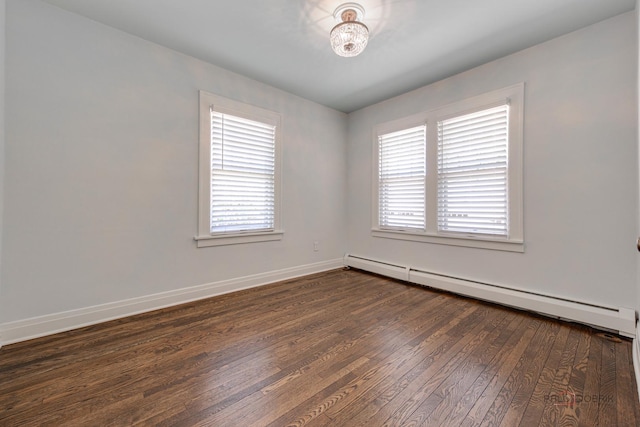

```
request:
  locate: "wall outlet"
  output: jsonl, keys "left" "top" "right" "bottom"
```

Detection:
{"left": 313, "top": 241, "right": 319, "bottom": 252}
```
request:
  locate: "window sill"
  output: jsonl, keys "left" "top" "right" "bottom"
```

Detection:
{"left": 195, "top": 230, "right": 284, "bottom": 248}
{"left": 371, "top": 229, "right": 524, "bottom": 253}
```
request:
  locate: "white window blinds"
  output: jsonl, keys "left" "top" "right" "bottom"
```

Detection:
{"left": 210, "top": 110, "right": 276, "bottom": 233}
{"left": 378, "top": 125, "right": 426, "bottom": 230}
{"left": 437, "top": 104, "right": 509, "bottom": 236}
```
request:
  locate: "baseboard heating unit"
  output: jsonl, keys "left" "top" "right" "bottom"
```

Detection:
{"left": 344, "top": 254, "right": 636, "bottom": 338}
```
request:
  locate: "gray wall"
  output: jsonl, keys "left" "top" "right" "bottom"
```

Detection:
{"left": 347, "top": 12, "right": 638, "bottom": 310}
{"left": 1, "top": 0, "right": 348, "bottom": 322}
{"left": 637, "top": 3, "right": 640, "bottom": 317}
{"left": 0, "top": 0, "right": 5, "bottom": 323}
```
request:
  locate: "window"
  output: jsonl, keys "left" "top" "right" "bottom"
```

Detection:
{"left": 437, "top": 105, "right": 509, "bottom": 236}
{"left": 373, "top": 84, "right": 524, "bottom": 252}
{"left": 378, "top": 125, "right": 426, "bottom": 230}
{"left": 196, "top": 91, "right": 282, "bottom": 247}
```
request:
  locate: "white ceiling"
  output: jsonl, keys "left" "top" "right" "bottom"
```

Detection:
{"left": 41, "top": 0, "right": 636, "bottom": 113}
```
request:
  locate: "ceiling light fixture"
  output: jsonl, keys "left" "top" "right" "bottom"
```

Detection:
{"left": 330, "top": 3, "right": 369, "bottom": 58}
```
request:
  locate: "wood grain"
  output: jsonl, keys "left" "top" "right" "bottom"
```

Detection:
{"left": 0, "top": 268, "right": 638, "bottom": 426}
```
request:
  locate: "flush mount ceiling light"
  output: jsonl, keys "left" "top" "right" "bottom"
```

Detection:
{"left": 330, "top": 2, "right": 369, "bottom": 58}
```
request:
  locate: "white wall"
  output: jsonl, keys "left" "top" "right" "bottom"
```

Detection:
{"left": 1, "top": 0, "right": 347, "bottom": 323}
{"left": 0, "top": 0, "right": 5, "bottom": 330}
{"left": 637, "top": 3, "right": 640, "bottom": 316}
{"left": 347, "top": 12, "right": 638, "bottom": 310}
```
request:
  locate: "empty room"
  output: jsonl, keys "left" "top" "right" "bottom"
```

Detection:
{"left": 1, "top": 0, "right": 640, "bottom": 425}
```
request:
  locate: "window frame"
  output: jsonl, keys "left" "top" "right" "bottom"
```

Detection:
{"left": 372, "top": 83, "right": 524, "bottom": 252}
{"left": 195, "top": 91, "right": 283, "bottom": 248}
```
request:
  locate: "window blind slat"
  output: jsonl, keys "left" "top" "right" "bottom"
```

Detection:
{"left": 438, "top": 105, "right": 509, "bottom": 236}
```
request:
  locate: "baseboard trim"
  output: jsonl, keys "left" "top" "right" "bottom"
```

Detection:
{"left": 0, "top": 258, "right": 343, "bottom": 346}
{"left": 344, "top": 254, "right": 636, "bottom": 338}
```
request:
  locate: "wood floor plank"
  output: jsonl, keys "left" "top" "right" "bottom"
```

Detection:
{"left": 597, "top": 337, "right": 618, "bottom": 426}
{"left": 325, "top": 303, "right": 488, "bottom": 426}
{"left": 459, "top": 316, "right": 543, "bottom": 427}
{"left": 418, "top": 310, "right": 518, "bottom": 426}
{"left": 171, "top": 286, "right": 441, "bottom": 426}
{"left": 557, "top": 326, "right": 591, "bottom": 427}
{"left": 577, "top": 332, "right": 603, "bottom": 427}
{"left": 276, "top": 297, "right": 478, "bottom": 426}
{"left": 517, "top": 323, "right": 572, "bottom": 427}
{"left": 429, "top": 313, "right": 525, "bottom": 427}
{"left": 0, "top": 268, "right": 638, "bottom": 426}
{"left": 377, "top": 306, "right": 505, "bottom": 426}
{"left": 497, "top": 320, "right": 562, "bottom": 426}
{"left": 477, "top": 320, "right": 554, "bottom": 426}
{"left": 616, "top": 335, "right": 639, "bottom": 427}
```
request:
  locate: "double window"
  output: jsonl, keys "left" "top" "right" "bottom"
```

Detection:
{"left": 373, "top": 84, "right": 524, "bottom": 252}
{"left": 196, "top": 91, "right": 282, "bottom": 247}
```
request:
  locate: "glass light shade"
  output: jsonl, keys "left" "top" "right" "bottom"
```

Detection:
{"left": 330, "top": 21, "right": 369, "bottom": 57}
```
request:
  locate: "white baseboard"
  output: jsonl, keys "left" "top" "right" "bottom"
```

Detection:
{"left": 344, "top": 254, "right": 636, "bottom": 338}
{"left": 0, "top": 258, "right": 344, "bottom": 346}
{"left": 343, "top": 254, "right": 410, "bottom": 281}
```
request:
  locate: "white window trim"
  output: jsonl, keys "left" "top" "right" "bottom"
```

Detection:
{"left": 195, "top": 91, "right": 283, "bottom": 248}
{"left": 372, "top": 83, "right": 525, "bottom": 252}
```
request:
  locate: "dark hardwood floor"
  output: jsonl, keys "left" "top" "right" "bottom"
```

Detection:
{"left": 1, "top": 268, "right": 638, "bottom": 426}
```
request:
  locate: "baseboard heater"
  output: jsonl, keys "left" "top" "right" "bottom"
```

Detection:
{"left": 344, "top": 254, "right": 636, "bottom": 338}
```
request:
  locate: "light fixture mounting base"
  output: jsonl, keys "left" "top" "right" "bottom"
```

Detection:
{"left": 333, "top": 2, "right": 366, "bottom": 22}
